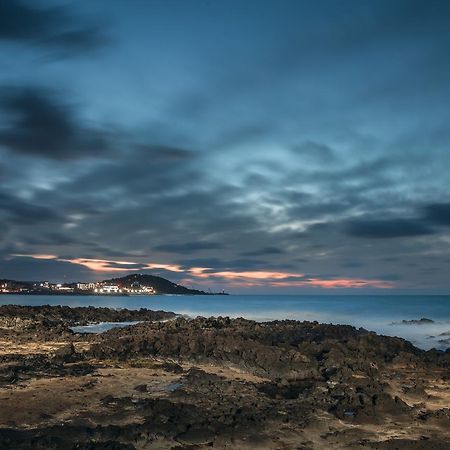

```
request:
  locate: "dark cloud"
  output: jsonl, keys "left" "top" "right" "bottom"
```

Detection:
{"left": 101, "top": 262, "right": 149, "bottom": 270}
{"left": 223, "top": 259, "right": 268, "bottom": 269}
{"left": 341, "top": 260, "right": 365, "bottom": 268}
{"left": 45, "top": 232, "right": 79, "bottom": 245}
{"left": 346, "top": 218, "right": 434, "bottom": 239}
{"left": 20, "top": 232, "right": 79, "bottom": 246}
{"left": 176, "top": 258, "right": 224, "bottom": 268}
{"left": 0, "top": 0, "right": 106, "bottom": 54}
{"left": 177, "top": 258, "right": 267, "bottom": 270}
{"left": 240, "top": 247, "right": 285, "bottom": 257}
{"left": 0, "top": 86, "right": 110, "bottom": 159}
{"left": 0, "top": 191, "right": 60, "bottom": 225}
{"left": 135, "top": 145, "right": 194, "bottom": 162}
{"left": 154, "top": 242, "right": 223, "bottom": 254}
{"left": 81, "top": 245, "right": 142, "bottom": 259}
{"left": 0, "top": 256, "right": 91, "bottom": 282}
{"left": 424, "top": 203, "right": 450, "bottom": 226}
{"left": 381, "top": 257, "right": 399, "bottom": 262}
{"left": 56, "top": 145, "right": 201, "bottom": 199}
{"left": 373, "top": 273, "right": 403, "bottom": 281}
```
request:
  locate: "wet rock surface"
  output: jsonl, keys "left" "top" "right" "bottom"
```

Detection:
{"left": 0, "top": 306, "right": 449, "bottom": 449}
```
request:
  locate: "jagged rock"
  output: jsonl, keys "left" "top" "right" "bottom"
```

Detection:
{"left": 134, "top": 384, "right": 147, "bottom": 392}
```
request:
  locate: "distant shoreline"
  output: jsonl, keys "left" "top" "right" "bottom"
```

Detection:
{"left": 1, "top": 273, "right": 229, "bottom": 296}
{"left": 0, "top": 291, "right": 228, "bottom": 296}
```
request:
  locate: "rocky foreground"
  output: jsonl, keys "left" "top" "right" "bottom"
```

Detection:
{"left": 0, "top": 305, "right": 449, "bottom": 449}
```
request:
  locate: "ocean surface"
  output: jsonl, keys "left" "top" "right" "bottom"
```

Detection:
{"left": 1, "top": 294, "right": 450, "bottom": 351}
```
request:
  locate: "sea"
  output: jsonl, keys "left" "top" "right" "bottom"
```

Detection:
{"left": 1, "top": 294, "right": 450, "bottom": 351}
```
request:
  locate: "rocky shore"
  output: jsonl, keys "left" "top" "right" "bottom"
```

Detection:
{"left": 0, "top": 305, "right": 449, "bottom": 449}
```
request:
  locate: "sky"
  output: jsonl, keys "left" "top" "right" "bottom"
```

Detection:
{"left": 1, "top": 0, "right": 450, "bottom": 293}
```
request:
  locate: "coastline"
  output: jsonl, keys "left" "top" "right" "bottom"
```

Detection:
{"left": 0, "top": 291, "right": 228, "bottom": 296}
{"left": 0, "top": 304, "right": 449, "bottom": 449}
{"left": 1, "top": 293, "right": 449, "bottom": 352}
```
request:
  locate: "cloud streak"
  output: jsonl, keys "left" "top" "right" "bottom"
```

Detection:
{"left": 8, "top": 255, "right": 394, "bottom": 290}
{"left": 346, "top": 218, "right": 435, "bottom": 239}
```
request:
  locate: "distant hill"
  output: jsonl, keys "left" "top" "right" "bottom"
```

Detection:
{"left": 104, "top": 273, "right": 225, "bottom": 295}
{"left": 1, "top": 274, "right": 227, "bottom": 295}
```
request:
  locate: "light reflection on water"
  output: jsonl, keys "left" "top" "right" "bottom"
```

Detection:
{"left": 2, "top": 294, "right": 450, "bottom": 350}
{"left": 71, "top": 321, "right": 141, "bottom": 333}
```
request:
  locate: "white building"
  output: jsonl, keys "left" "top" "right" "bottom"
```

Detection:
{"left": 77, "top": 282, "right": 96, "bottom": 290}
{"left": 55, "top": 284, "right": 74, "bottom": 292}
{"left": 95, "top": 285, "right": 121, "bottom": 294}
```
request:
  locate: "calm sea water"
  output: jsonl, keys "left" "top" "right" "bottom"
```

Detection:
{"left": 1, "top": 294, "right": 450, "bottom": 351}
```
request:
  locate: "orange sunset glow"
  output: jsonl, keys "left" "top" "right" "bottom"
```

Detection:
{"left": 15, "top": 255, "right": 394, "bottom": 290}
